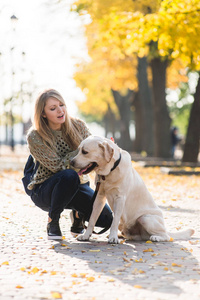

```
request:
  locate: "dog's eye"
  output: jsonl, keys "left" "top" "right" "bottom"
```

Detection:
{"left": 82, "top": 149, "right": 88, "bottom": 155}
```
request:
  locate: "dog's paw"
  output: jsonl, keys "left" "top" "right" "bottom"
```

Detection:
{"left": 150, "top": 235, "right": 167, "bottom": 242}
{"left": 77, "top": 233, "right": 90, "bottom": 241}
{"left": 108, "top": 235, "right": 119, "bottom": 244}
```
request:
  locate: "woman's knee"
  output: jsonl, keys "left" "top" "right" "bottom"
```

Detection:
{"left": 58, "top": 169, "right": 80, "bottom": 187}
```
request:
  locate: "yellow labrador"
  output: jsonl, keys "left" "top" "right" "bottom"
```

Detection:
{"left": 71, "top": 136, "right": 194, "bottom": 244}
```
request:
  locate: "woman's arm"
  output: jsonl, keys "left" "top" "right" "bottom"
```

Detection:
{"left": 27, "top": 130, "right": 77, "bottom": 173}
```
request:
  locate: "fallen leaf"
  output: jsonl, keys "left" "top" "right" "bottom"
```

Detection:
{"left": 31, "top": 267, "right": 39, "bottom": 274}
{"left": 51, "top": 271, "right": 57, "bottom": 275}
{"left": 143, "top": 248, "right": 154, "bottom": 252}
{"left": 123, "top": 257, "right": 129, "bottom": 262}
{"left": 86, "top": 276, "right": 95, "bottom": 282}
{"left": 171, "top": 263, "right": 182, "bottom": 267}
{"left": 51, "top": 292, "right": 62, "bottom": 299}
{"left": 189, "top": 240, "right": 199, "bottom": 245}
{"left": 135, "top": 258, "right": 144, "bottom": 263}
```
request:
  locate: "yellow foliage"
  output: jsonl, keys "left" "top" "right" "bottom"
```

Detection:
{"left": 73, "top": 0, "right": 200, "bottom": 118}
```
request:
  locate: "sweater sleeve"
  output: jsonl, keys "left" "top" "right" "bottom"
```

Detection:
{"left": 27, "top": 130, "right": 77, "bottom": 173}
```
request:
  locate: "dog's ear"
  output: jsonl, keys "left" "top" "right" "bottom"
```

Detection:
{"left": 98, "top": 142, "right": 114, "bottom": 163}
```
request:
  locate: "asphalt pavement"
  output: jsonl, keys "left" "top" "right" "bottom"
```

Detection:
{"left": 1, "top": 149, "right": 200, "bottom": 300}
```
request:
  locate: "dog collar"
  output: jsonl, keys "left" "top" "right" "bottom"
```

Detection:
{"left": 111, "top": 153, "right": 121, "bottom": 172}
{"left": 100, "top": 153, "right": 121, "bottom": 181}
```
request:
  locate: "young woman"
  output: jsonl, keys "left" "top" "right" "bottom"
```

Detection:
{"left": 25, "top": 89, "right": 113, "bottom": 240}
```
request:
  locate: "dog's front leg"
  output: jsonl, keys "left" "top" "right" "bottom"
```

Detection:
{"left": 108, "top": 196, "right": 125, "bottom": 244}
{"left": 77, "top": 193, "right": 106, "bottom": 241}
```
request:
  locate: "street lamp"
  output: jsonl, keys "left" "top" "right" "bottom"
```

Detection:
{"left": 10, "top": 14, "right": 18, "bottom": 151}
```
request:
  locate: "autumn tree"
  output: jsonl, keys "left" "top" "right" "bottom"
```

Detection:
{"left": 72, "top": 0, "right": 200, "bottom": 159}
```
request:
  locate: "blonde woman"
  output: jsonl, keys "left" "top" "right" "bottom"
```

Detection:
{"left": 25, "top": 89, "right": 113, "bottom": 240}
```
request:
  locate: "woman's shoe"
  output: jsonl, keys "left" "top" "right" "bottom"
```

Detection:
{"left": 47, "top": 219, "right": 62, "bottom": 240}
{"left": 70, "top": 210, "right": 84, "bottom": 235}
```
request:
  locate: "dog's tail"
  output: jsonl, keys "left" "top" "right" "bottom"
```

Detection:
{"left": 168, "top": 228, "right": 195, "bottom": 240}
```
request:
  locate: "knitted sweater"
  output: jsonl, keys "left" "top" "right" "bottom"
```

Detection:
{"left": 27, "top": 119, "right": 91, "bottom": 190}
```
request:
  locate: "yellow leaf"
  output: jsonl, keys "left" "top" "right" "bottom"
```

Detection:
{"left": 86, "top": 276, "right": 95, "bottom": 282}
{"left": 80, "top": 273, "right": 87, "bottom": 278}
{"left": 164, "top": 267, "right": 169, "bottom": 271}
{"left": 135, "top": 258, "right": 143, "bottom": 262}
{"left": 171, "top": 263, "right": 182, "bottom": 267}
{"left": 89, "top": 249, "right": 101, "bottom": 252}
{"left": 71, "top": 273, "right": 78, "bottom": 277}
{"left": 189, "top": 240, "right": 199, "bottom": 245}
{"left": 134, "top": 285, "right": 142, "bottom": 289}
{"left": 16, "top": 285, "right": 23, "bottom": 289}
{"left": 51, "top": 271, "right": 57, "bottom": 275}
{"left": 2, "top": 261, "right": 9, "bottom": 265}
{"left": 20, "top": 267, "right": 26, "bottom": 272}
{"left": 51, "top": 292, "right": 62, "bottom": 299}
{"left": 123, "top": 257, "right": 129, "bottom": 262}
{"left": 31, "top": 267, "right": 39, "bottom": 274}
{"left": 120, "top": 240, "right": 125, "bottom": 244}
{"left": 169, "top": 237, "right": 174, "bottom": 242}
{"left": 146, "top": 240, "right": 152, "bottom": 243}
{"left": 108, "top": 278, "right": 115, "bottom": 282}
{"left": 143, "top": 248, "right": 154, "bottom": 252}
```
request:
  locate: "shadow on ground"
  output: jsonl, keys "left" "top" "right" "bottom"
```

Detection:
{"left": 53, "top": 236, "right": 200, "bottom": 296}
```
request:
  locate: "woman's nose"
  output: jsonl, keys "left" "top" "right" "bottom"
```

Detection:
{"left": 57, "top": 106, "right": 62, "bottom": 113}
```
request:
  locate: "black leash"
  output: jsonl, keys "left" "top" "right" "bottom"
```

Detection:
{"left": 85, "top": 153, "right": 122, "bottom": 235}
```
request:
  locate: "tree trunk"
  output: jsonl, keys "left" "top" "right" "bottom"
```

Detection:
{"left": 182, "top": 74, "right": 200, "bottom": 163}
{"left": 137, "top": 56, "right": 154, "bottom": 155}
{"left": 133, "top": 91, "right": 143, "bottom": 152}
{"left": 103, "top": 104, "right": 117, "bottom": 139}
{"left": 111, "top": 89, "right": 133, "bottom": 151}
{"left": 150, "top": 57, "right": 171, "bottom": 158}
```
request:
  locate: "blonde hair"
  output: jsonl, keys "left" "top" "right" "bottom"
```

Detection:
{"left": 31, "top": 89, "right": 83, "bottom": 150}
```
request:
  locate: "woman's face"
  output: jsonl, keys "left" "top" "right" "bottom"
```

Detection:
{"left": 43, "top": 97, "right": 66, "bottom": 130}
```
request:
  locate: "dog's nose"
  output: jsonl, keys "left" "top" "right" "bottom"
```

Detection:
{"left": 70, "top": 159, "right": 74, "bottom": 167}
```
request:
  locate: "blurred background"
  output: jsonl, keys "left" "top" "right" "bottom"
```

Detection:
{"left": 0, "top": 0, "right": 200, "bottom": 163}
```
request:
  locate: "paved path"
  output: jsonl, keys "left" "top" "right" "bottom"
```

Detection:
{"left": 1, "top": 159, "right": 200, "bottom": 300}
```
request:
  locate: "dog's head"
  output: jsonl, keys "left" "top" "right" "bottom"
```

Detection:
{"left": 70, "top": 136, "right": 117, "bottom": 176}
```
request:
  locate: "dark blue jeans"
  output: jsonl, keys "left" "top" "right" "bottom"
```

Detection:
{"left": 31, "top": 169, "right": 113, "bottom": 228}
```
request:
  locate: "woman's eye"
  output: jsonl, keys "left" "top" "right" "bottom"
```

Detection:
{"left": 82, "top": 149, "right": 88, "bottom": 155}
{"left": 50, "top": 108, "right": 55, "bottom": 111}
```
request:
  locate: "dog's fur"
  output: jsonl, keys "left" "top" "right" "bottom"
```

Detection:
{"left": 71, "top": 136, "right": 194, "bottom": 244}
